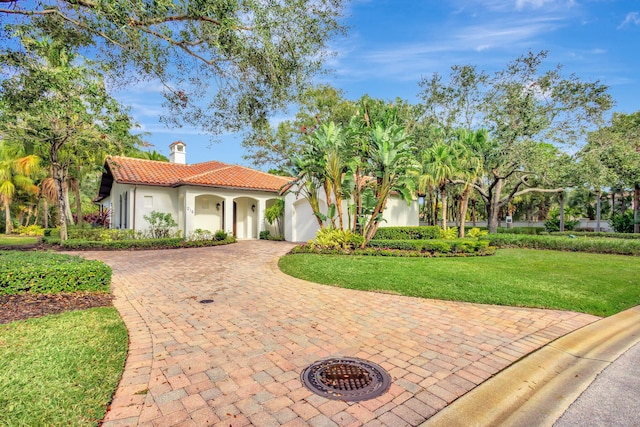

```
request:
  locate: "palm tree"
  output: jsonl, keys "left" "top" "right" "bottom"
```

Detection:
{"left": 0, "top": 143, "right": 40, "bottom": 234}
{"left": 453, "top": 129, "right": 485, "bottom": 237}
{"left": 362, "top": 122, "right": 417, "bottom": 245}
{"left": 420, "top": 141, "right": 457, "bottom": 230}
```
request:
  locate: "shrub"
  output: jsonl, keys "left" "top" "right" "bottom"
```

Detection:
{"left": 188, "top": 229, "right": 229, "bottom": 241}
{"left": 16, "top": 224, "right": 44, "bottom": 236}
{"left": 0, "top": 251, "right": 111, "bottom": 294}
{"left": 551, "top": 231, "right": 640, "bottom": 240}
{"left": 143, "top": 211, "right": 178, "bottom": 238}
{"left": 485, "top": 234, "right": 640, "bottom": 255}
{"left": 309, "top": 228, "right": 365, "bottom": 250}
{"left": 610, "top": 211, "right": 637, "bottom": 233}
{"left": 487, "top": 227, "right": 547, "bottom": 235}
{"left": 291, "top": 241, "right": 495, "bottom": 257}
{"left": 44, "top": 227, "right": 138, "bottom": 241}
{"left": 58, "top": 236, "right": 236, "bottom": 250}
{"left": 214, "top": 230, "right": 228, "bottom": 241}
{"left": 368, "top": 238, "right": 490, "bottom": 254}
{"left": 438, "top": 227, "right": 458, "bottom": 240}
{"left": 372, "top": 226, "right": 441, "bottom": 240}
{"left": 544, "top": 218, "right": 580, "bottom": 232}
{"left": 259, "top": 230, "right": 271, "bottom": 240}
{"left": 84, "top": 208, "right": 111, "bottom": 228}
{"left": 468, "top": 227, "right": 488, "bottom": 238}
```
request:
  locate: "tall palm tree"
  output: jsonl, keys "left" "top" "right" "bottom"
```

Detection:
{"left": 362, "top": 122, "right": 417, "bottom": 244}
{"left": 0, "top": 143, "right": 40, "bottom": 234}
{"left": 454, "top": 129, "right": 485, "bottom": 237}
{"left": 420, "top": 141, "right": 457, "bottom": 230}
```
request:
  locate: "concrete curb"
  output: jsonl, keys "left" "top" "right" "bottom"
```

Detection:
{"left": 422, "top": 305, "right": 640, "bottom": 427}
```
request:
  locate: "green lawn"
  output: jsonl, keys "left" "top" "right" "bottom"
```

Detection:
{"left": 279, "top": 249, "right": 640, "bottom": 317}
{"left": 0, "top": 235, "right": 38, "bottom": 246}
{"left": 0, "top": 307, "right": 128, "bottom": 426}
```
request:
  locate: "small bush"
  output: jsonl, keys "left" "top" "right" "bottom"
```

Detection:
{"left": 468, "top": 227, "right": 488, "bottom": 238}
{"left": 16, "top": 225, "right": 44, "bottom": 236}
{"left": 144, "top": 211, "right": 179, "bottom": 238}
{"left": 309, "top": 228, "right": 365, "bottom": 250}
{"left": 259, "top": 230, "right": 271, "bottom": 240}
{"left": 438, "top": 227, "right": 458, "bottom": 240}
{"left": 610, "top": 211, "right": 637, "bottom": 233}
{"left": 0, "top": 251, "right": 111, "bottom": 294}
{"left": 544, "top": 218, "right": 580, "bottom": 232}
{"left": 372, "top": 226, "right": 441, "bottom": 240}
{"left": 214, "top": 230, "right": 228, "bottom": 241}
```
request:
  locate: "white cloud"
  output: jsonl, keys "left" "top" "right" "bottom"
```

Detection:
{"left": 516, "top": 0, "right": 555, "bottom": 10}
{"left": 618, "top": 12, "right": 640, "bottom": 29}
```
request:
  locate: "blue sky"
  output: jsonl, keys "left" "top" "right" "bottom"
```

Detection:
{"left": 114, "top": 0, "right": 640, "bottom": 168}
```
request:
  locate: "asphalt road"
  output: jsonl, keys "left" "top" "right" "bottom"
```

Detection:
{"left": 554, "top": 341, "right": 640, "bottom": 427}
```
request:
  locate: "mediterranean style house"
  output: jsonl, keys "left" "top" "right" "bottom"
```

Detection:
{"left": 95, "top": 142, "right": 419, "bottom": 242}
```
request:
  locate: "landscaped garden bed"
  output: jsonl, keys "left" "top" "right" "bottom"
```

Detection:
{"left": 0, "top": 250, "right": 126, "bottom": 426}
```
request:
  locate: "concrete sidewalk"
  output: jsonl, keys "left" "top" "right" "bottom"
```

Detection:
{"left": 423, "top": 305, "right": 640, "bottom": 427}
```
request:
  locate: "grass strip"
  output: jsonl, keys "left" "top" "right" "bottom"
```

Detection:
{"left": 0, "top": 236, "right": 38, "bottom": 246}
{"left": 279, "top": 249, "right": 640, "bottom": 317}
{"left": 0, "top": 307, "right": 128, "bottom": 426}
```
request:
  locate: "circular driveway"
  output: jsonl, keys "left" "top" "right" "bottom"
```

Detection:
{"left": 81, "top": 241, "right": 598, "bottom": 426}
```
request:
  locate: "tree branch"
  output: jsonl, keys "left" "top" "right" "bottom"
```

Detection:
{"left": 499, "top": 186, "right": 564, "bottom": 207}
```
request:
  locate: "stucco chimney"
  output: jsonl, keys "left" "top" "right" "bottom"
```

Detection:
{"left": 169, "top": 141, "right": 186, "bottom": 164}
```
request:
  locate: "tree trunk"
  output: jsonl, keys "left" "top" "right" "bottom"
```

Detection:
{"left": 75, "top": 179, "right": 83, "bottom": 227}
{"left": 43, "top": 198, "right": 49, "bottom": 229}
{"left": 63, "top": 181, "right": 74, "bottom": 226}
{"left": 634, "top": 184, "right": 640, "bottom": 234}
{"left": 440, "top": 186, "right": 448, "bottom": 230}
{"left": 52, "top": 162, "right": 68, "bottom": 241}
{"left": 559, "top": 191, "right": 565, "bottom": 232}
{"left": 595, "top": 190, "right": 601, "bottom": 232}
{"left": 3, "top": 201, "right": 12, "bottom": 235}
{"left": 458, "top": 185, "right": 471, "bottom": 238}
{"left": 471, "top": 199, "right": 477, "bottom": 226}
{"left": 611, "top": 191, "right": 616, "bottom": 214}
{"left": 486, "top": 179, "right": 503, "bottom": 234}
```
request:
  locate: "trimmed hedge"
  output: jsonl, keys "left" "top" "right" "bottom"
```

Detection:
{"left": 48, "top": 236, "right": 237, "bottom": 250}
{"left": 368, "top": 238, "right": 491, "bottom": 254}
{"left": 485, "top": 234, "right": 640, "bottom": 256}
{"left": 550, "top": 231, "right": 640, "bottom": 240}
{"left": 373, "top": 226, "right": 441, "bottom": 240}
{"left": 45, "top": 228, "right": 138, "bottom": 241}
{"left": 0, "top": 251, "right": 111, "bottom": 294}
{"left": 291, "top": 244, "right": 496, "bottom": 257}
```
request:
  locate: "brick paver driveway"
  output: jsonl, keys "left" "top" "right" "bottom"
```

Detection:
{"left": 82, "top": 241, "right": 598, "bottom": 427}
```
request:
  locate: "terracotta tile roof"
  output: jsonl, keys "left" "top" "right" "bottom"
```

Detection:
{"left": 106, "top": 156, "right": 292, "bottom": 192}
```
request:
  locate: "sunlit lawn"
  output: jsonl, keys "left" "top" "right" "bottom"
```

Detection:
{"left": 0, "top": 235, "right": 38, "bottom": 246}
{"left": 279, "top": 249, "right": 640, "bottom": 317}
{"left": 0, "top": 307, "right": 128, "bottom": 426}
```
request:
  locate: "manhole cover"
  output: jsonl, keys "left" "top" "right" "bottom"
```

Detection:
{"left": 199, "top": 299, "right": 214, "bottom": 304}
{"left": 301, "top": 357, "right": 391, "bottom": 402}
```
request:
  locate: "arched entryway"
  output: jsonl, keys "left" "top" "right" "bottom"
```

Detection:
{"left": 233, "top": 197, "right": 258, "bottom": 239}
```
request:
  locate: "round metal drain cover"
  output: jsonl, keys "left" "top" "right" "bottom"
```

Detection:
{"left": 301, "top": 357, "right": 391, "bottom": 402}
{"left": 199, "top": 299, "right": 214, "bottom": 304}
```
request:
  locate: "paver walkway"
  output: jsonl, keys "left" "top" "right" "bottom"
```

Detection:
{"left": 81, "top": 241, "right": 599, "bottom": 427}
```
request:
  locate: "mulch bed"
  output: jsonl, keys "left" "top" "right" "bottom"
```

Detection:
{"left": 0, "top": 292, "right": 114, "bottom": 324}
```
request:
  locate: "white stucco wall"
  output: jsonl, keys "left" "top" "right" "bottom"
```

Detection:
{"left": 284, "top": 185, "right": 419, "bottom": 242}
{"left": 111, "top": 183, "right": 282, "bottom": 239}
